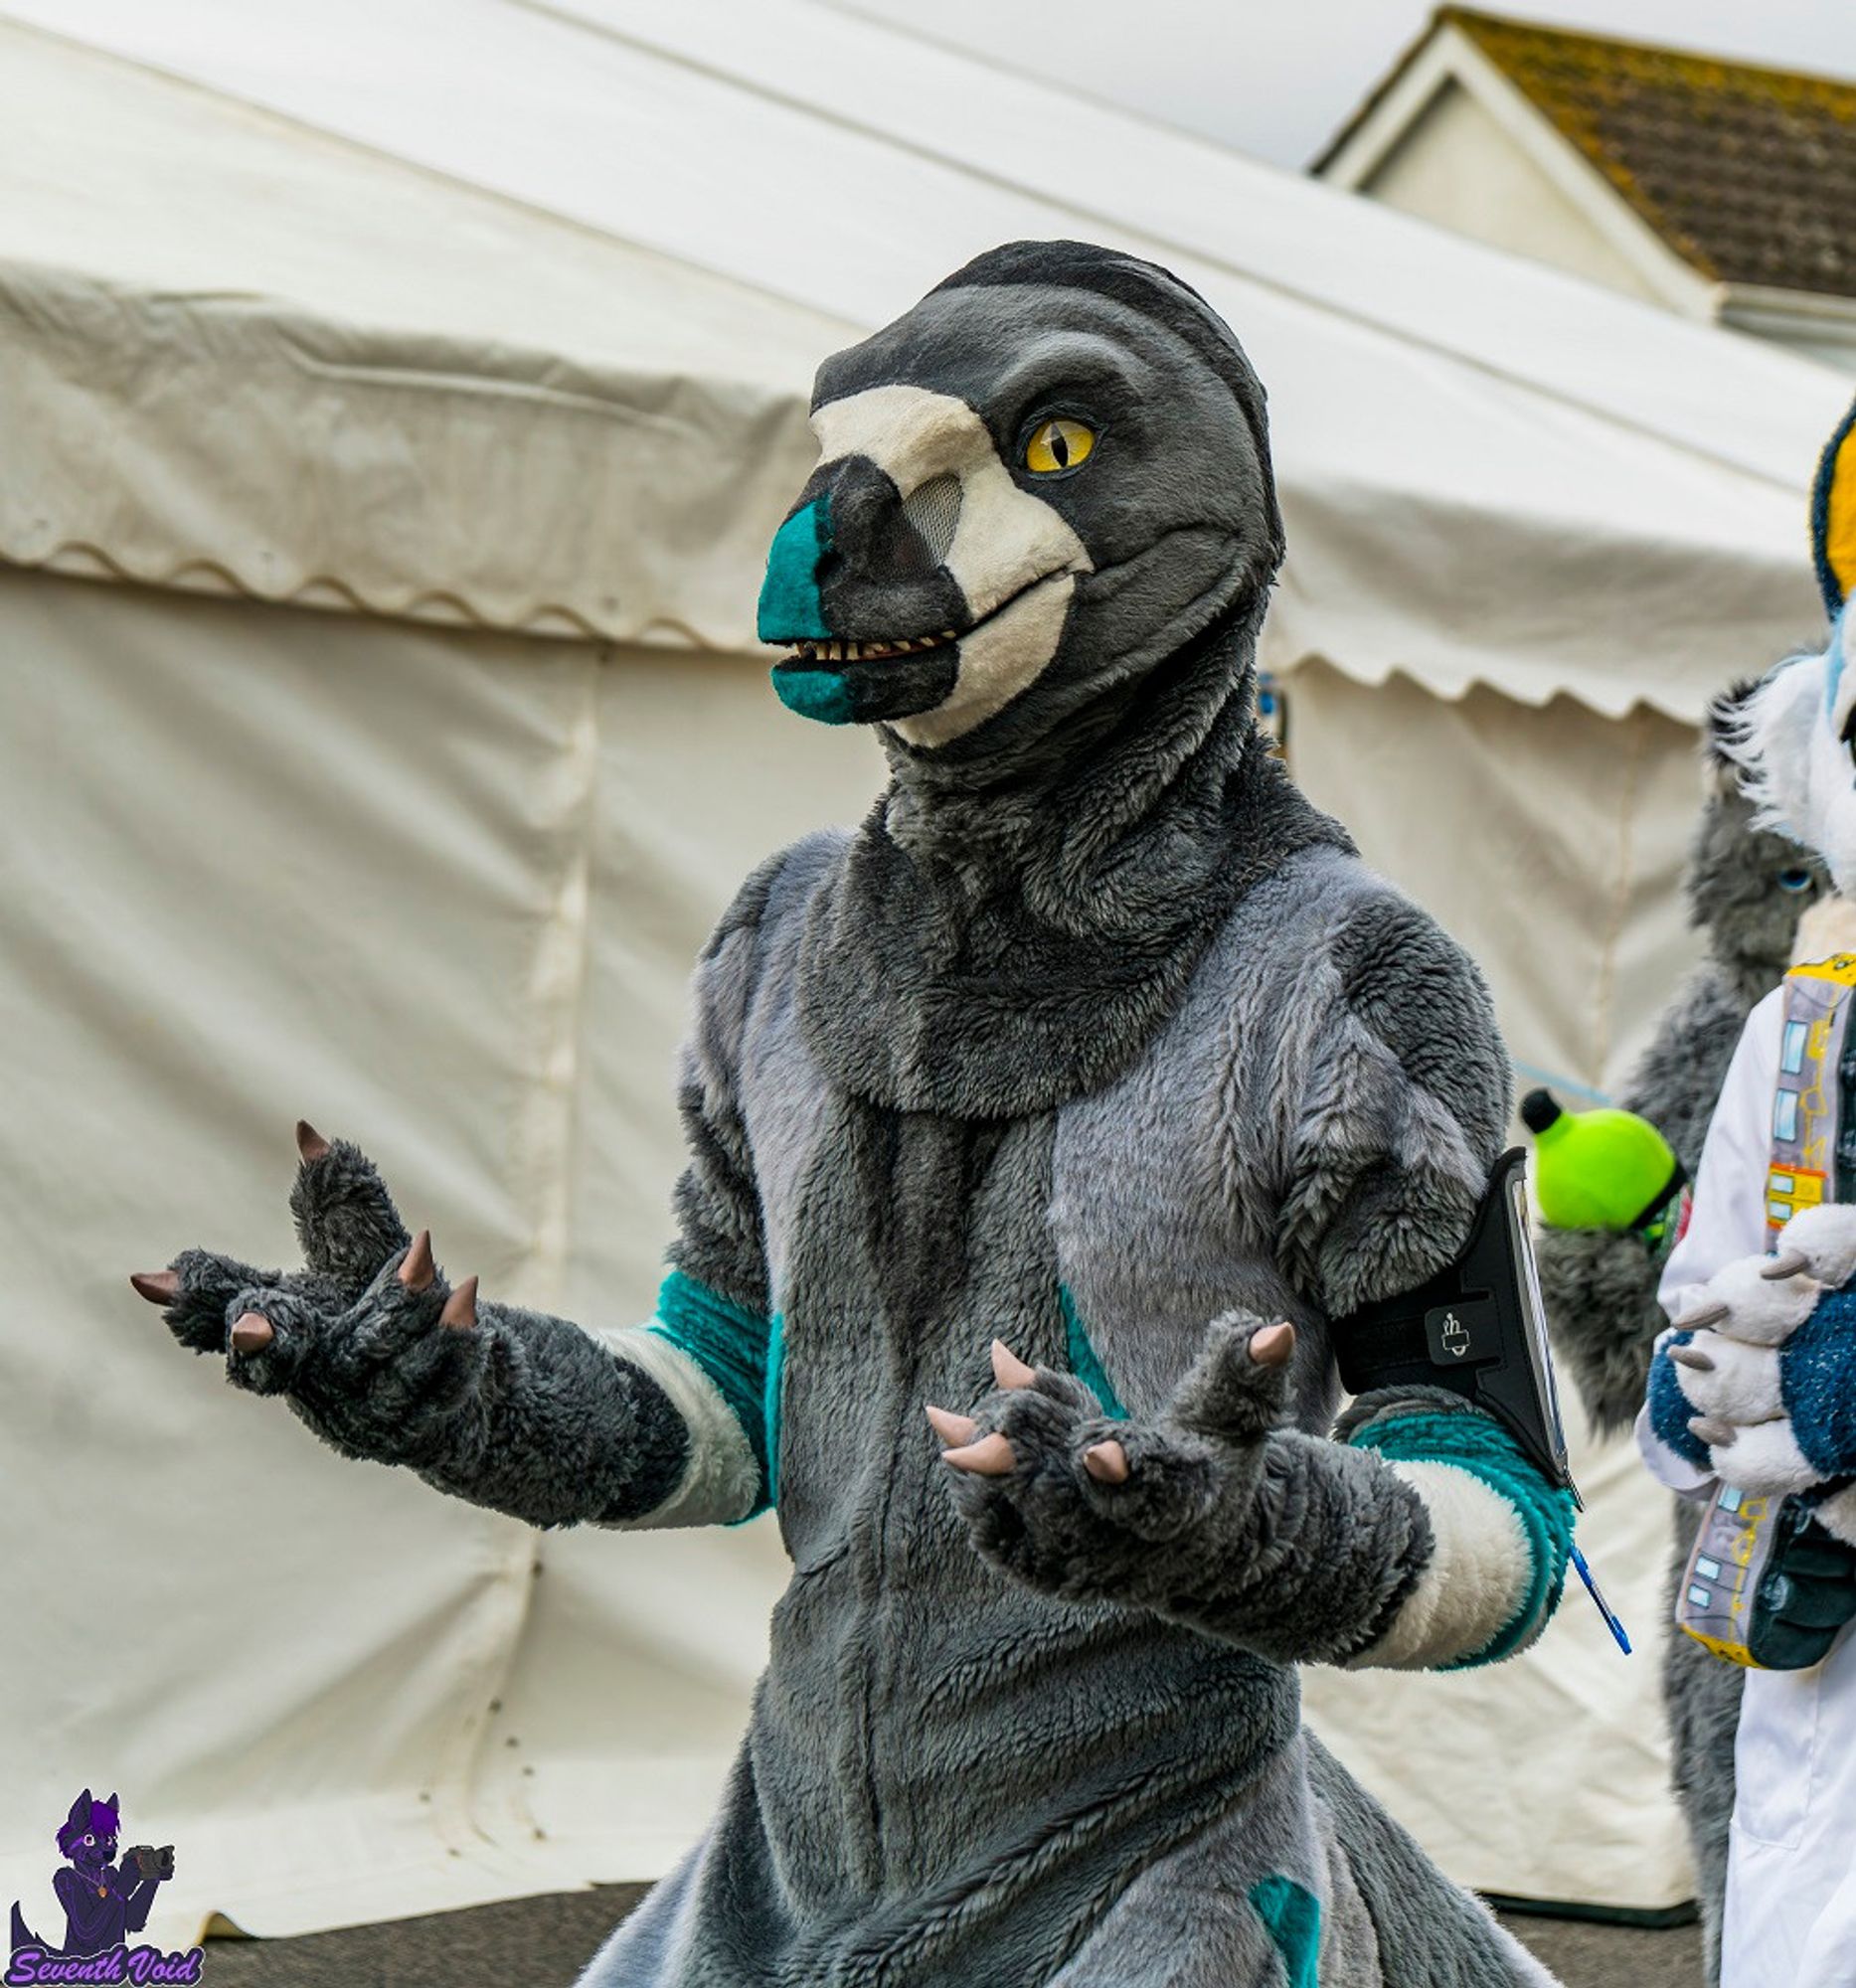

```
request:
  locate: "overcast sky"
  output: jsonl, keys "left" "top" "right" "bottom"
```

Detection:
{"left": 840, "top": 0, "right": 1856, "bottom": 169}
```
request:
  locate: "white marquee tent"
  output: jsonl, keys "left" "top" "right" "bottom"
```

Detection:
{"left": 3, "top": 0, "right": 1852, "bottom": 1950}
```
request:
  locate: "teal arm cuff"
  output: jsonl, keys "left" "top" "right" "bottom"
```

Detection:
{"left": 1349, "top": 1408, "right": 1576, "bottom": 1668}
{"left": 649, "top": 1268, "right": 774, "bottom": 1517}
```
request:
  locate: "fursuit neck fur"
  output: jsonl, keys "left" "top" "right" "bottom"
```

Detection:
{"left": 795, "top": 591, "right": 1349, "bottom": 1119}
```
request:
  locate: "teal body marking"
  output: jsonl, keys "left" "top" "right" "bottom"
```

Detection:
{"left": 1249, "top": 1873, "right": 1321, "bottom": 1987}
{"left": 763, "top": 1312, "right": 786, "bottom": 1505}
{"left": 1059, "top": 1285, "right": 1127, "bottom": 1418}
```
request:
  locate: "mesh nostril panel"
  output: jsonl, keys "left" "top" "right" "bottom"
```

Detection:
{"left": 901, "top": 473, "right": 962, "bottom": 569}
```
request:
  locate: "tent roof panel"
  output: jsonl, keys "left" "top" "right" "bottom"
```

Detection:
{"left": 0, "top": 21, "right": 859, "bottom": 387}
{"left": 0, "top": 0, "right": 1847, "bottom": 721}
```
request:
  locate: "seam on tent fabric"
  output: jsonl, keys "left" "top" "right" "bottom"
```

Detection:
{"left": 0, "top": 15, "right": 866, "bottom": 394}
{"left": 436, "top": 648, "right": 605, "bottom": 1846}
{"left": 1587, "top": 706, "right": 1651, "bottom": 1086}
{"left": 14, "top": 541, "right": 738, "bottom": 654}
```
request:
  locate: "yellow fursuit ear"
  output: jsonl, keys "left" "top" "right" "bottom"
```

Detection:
{"left": 1813, "top": 399, "right": 1856, "bottom": 615}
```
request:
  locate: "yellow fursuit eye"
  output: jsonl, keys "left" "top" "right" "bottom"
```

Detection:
{"left": 1024, "top": 417, "right": 1095, "bottom": 474}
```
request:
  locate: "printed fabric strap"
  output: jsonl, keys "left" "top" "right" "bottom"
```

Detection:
{"left": 1768, "top": 956, "right": 1856, "bottom": 1242}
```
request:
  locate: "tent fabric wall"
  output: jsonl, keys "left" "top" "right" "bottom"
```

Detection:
{"left": 0, "top": 570, "right": 873, "bottom": 1947}
{"left": 1282, "top": 659, "right": 1704, "bottom": 1103}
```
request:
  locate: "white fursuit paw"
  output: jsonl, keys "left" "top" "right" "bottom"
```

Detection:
{"left": 1702, "top": 1415, "right": 1820, "bottom": 1498}
{"left": 1810, "top": 1482, "right": 1856, "bottom": 1547}
{"left": 1772, "top": 1193, "right": 1856, "bottom": 1288}
{"left": 1770, "top": 1203, "right": 1856, "bottom": 1290}
{"left": 1674, "top": 1251, "right": 1821, "bottom": 1349}
{"left": 1669, "top": 1332, "right": 1783, "bottom": 1425}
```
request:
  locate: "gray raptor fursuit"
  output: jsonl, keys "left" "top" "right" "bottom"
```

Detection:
{"left": 137, "top": 242, "right": 1572, "bottom": 1987}
{"left": 1536, "top": 692, "right": 1826, "bottom": 1985}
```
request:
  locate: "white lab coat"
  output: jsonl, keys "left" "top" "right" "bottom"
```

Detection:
{"left": 1644, "top": 985, "right": 1856, "bottom": 1988}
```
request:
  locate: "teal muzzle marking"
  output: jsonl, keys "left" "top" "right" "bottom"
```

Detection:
{"left": 770, "top": 668, "right": 856, "bottom": 724}
{"left": 758, "top": 496, "right": 833, "bottom": 643}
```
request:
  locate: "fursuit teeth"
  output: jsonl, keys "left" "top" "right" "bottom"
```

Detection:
{"left": 789, "top": 631, "right": 958, "bottom": 664}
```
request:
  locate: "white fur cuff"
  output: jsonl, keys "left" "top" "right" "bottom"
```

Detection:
{"left": 1347, "top": 1460, "right": 1534, "bottom": 1671}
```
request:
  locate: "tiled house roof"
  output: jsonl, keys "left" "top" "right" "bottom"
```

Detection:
{"left": 1328, "top": 7, "right": 1856, "bottom": 300}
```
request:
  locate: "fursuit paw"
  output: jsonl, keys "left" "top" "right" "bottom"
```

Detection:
{"left": 1669, "top": 1331, "right": 1783, "bottom": 1427}
{"left": 130, "top": 1121, "right": 484, "bottom": 1461}
{"left": 928, "top": 1313, "right": 1296, "bottom": 1605}
{"left": 1671, "top": 1221, "right": 1856, "bottom": 1492}
{"left": 1763, "top": 1203, "right": 1856, "bottom": 1292}
{"left": 1680, "top": 1410, "right": 1819, "bottom": 1497}
{"left": 1673, "top": 1251, "right": 1822, "bottom": 1350}
{"left": 1665, "top": 1288, "right": 1817, "bottom": 1493}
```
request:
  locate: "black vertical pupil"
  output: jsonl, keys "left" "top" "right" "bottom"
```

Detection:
{"left": 1050, "top": 425, "right": 1070, "bottom": 467}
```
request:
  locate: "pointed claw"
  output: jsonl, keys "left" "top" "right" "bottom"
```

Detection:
{"left": 1690, "top": 1415, "right": 1738, "bottom": 1449}
{"left": 1249, "top": 1322, "right": 1296, "bottom": 1368}
{"left": 990, "top": 1339, "right": 1037, "bottom": 1390}
{"left": 295, "top": 1119, "right": 332, "bottom": 1163}
{"left": 1083, "top": 1439, "right": 1130, "bottom": 1484}
{"left": 129, "top": 1270, "right": 180, "bottom": 1307}
{"left": 1675, "top": 1302, "right": 1731, "bottom": 1333}
{"left": 1670, "top": 1346, "right": 1716, "bottom": 1374}
{"left": 230, "top": 1311, "right": 274, "bottom": 1355}
{"left": 925, "top": 1404, "right": 978, "bottom": 1445}
{"left": 1762, "top": 1250, "right": 1810, "bottom": 1282}
{"left": 439, "top": 1275, "right": 479, "bottom": 1331}
{"left": 398, "top": 1230, "right": 434, "bottom": 1291}
{"left": 941, "top": 1432, "right": 1016, "bottom": 1475}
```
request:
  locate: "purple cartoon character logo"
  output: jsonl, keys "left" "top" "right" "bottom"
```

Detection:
{"left": 8, "top": 1790, "right": 202, "bottom": 1984}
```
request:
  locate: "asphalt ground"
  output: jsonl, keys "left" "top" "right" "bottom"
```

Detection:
{"left": 197, "top": 1884, "right": 1705, "bottom": 1987}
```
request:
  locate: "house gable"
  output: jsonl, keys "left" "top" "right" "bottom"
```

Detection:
{"left": 1317, "top": 17, "right": 1716, "bottom": 318}
{"left": 1354, "top": 73, "right": 1670, "bottom": 307}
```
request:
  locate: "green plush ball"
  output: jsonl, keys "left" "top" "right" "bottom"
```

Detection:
{"left": 1521, "top": 1088, "right": 1682, "bottom": 1233}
